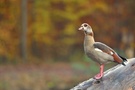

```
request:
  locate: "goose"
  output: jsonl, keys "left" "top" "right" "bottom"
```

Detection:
{"left": 78, "top": 23, "right": 127, "bottom": 79}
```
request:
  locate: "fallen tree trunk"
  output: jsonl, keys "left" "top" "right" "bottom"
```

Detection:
{"left": 71, "top": 58, "right": 135, "bottom": 90}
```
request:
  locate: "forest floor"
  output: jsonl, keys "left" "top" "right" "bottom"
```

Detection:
{"left": 0, "top": 62, "right": 90, "bottom": 90}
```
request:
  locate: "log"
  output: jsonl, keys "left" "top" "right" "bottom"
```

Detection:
{"left": 71, "top": 58, "right": 135, "bottom": 90}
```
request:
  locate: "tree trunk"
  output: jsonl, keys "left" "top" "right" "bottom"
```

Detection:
{"left": 20, "top": 0, "right": 27, "bottom": 61}
{"left": 71, "top": 58, "right": 135, "bottom": 90}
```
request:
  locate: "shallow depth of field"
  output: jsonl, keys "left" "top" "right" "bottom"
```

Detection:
{"left": 0, "top": 0, "right": 135, "bottom": 90}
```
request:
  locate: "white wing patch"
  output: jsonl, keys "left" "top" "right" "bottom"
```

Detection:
{"left": 110, "top": 51, "right": 114, "bottom": 55}
{"left": 94, "top": 48, "right": 114, "bottom": 55}
{"left": 95, "top": 48, "right": 103, "bottom": 52}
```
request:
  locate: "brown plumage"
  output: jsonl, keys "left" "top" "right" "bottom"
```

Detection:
{"left": 78, "top": 23, "right": 127, "bottom": 79}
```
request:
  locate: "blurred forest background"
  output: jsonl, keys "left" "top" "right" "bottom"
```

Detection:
{"left": 0, "top": 0, "right": 135, "bottom": 90}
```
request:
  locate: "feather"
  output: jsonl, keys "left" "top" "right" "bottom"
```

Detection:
{"left": 95, "top": 48, "right": 103, "bottom": 52}
{"left": 94, "top": 42, "right": 126, "bottom": 65}
{"left": 94, "top": 42, "right": 115, "bottom": 55}
{"left": 118, "top": 54, "right": 127, "bottom": 62}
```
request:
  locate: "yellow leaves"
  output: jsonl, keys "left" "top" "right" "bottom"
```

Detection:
{"left": 79, "top": 1, "right": 109, "bottom": 14}
{"left": 94, "top": 2, "right": 110, "bottom": 13}
{"left": 0, "top": 43, "right": 6, "bottom": 56}
{"left": 0, "top": 0, "right": 134, "bottom": 61}
{"left": 63, "top": 24, "right": 76, "bottom": 36}
{"left": 61, "top": 37, "right": 76, "bottom": 45}
{"left": 0, "top": 25, "right": 19, "bottom": 59}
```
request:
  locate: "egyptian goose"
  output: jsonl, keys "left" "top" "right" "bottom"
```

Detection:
{"left": 78, "top": 23, "right": 127, "bottom": 79}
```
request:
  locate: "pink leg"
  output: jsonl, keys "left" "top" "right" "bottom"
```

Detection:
{"left": 94, "top": 64, "right": 104, "bottom": 79}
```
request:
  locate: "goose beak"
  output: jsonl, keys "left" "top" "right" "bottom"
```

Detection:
{"left": 78, "top": 26, "right": 84, "bottom": 31}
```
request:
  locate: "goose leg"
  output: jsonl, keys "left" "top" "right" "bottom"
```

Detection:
{"left": 94, "top": 64, "right": 104, "bottom": 79}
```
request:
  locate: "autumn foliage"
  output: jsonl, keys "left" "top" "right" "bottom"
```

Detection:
{"left": 0, "top": 0, "right": 134, "bottom": 62}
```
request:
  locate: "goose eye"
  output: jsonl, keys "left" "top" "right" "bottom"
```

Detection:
{"left": 84, "top": 24, "right": 87, "bottom": 27}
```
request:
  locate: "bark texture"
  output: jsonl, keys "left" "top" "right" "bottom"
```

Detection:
{"left": 71, "top": 58, "right": 135, "bottom": 90}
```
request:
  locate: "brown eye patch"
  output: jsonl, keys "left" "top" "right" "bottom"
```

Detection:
{"left": 84, "top": 24, "right": 88, "bottom": 27}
